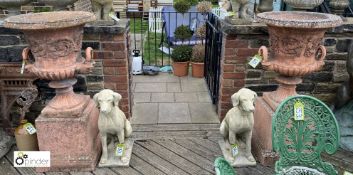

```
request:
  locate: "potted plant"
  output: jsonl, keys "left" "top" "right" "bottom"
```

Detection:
{"left": 171, "top": 45, "right": 192, "bottom": 76}
{"left": 173, "top": 0, "right": 192, "bottom": 14}
{"left": 174, "top": 25, "right": 193, "bottom": 43}
{"left": 191, "top": 44, "right": 205, "bottom": 78}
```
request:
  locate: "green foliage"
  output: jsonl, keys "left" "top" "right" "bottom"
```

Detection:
{"left": 174, "top": 25, "right": 193, "bottom": 41}
{"left": 192, "top": 44, "right": 205, "bottom": 62}
{"left": 171, "top": 45, "right": 192, "bottom": 62}
{"left": 173, "top": 0, "right": 192, "bottom": 14}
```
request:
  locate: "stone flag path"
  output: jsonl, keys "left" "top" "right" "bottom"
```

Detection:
{"left": 131, "top": 73, "right": 220, "bottom": 125}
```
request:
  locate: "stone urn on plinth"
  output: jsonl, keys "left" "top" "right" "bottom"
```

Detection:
{"left": 4, "top": 11, "right": 101, "bottom": 172}
{"left": 252, "top": 11, "right": 342, "bottom": 166}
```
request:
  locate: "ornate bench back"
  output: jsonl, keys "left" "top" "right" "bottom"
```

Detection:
{"left": 272, "top": 95, "right": 340, "bottom": 175}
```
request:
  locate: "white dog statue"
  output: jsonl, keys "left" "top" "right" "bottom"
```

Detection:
{"left": 219, "top": 88, "right": 257, "bottom": 167}
{"left": 94, "top": 89, "right": 133, "bottom": 166}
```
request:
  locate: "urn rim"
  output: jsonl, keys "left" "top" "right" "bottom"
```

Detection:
{"left": 257, "top": 11, "right": 342, "bottom": 29}
{"left": 3, "top": 11, "right": 96, "bottom": 30}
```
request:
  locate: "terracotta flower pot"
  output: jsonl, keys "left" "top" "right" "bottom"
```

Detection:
{"left": 257, "top": 11, "right": 342, "bottom": 108}
{"left": 173, "top": 62, "right": 189, "bottom": 77}
{"left": 191, "top": 62, "right": 204, "bottom": 78}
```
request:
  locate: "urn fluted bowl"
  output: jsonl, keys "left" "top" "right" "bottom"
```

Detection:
{"left": 257, "top": 11, "right": 342, "bottom": 77}
{"left": 4, "top": 11, "right": 96, "bottom": 80}
{"left": 283, "top": 0, "right": 324, "bottom": 9}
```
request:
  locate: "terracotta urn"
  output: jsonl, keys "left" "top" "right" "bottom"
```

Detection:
{"left": 257, "top": 11, "right": 342, "bottom": 109}
{"left": 4, "top": 11, "right": 96, "bottom": 118}
{"left": 283, "top": 0, "right": 324, "bottom": 10}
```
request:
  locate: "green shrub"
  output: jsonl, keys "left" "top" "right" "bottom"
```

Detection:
{"left": 171, "top": 45, "right": 192, "bottom": 62}
{"left": 191, "top": 44, "right": 205, "bottom": 62}
{"left": 174, "top": 25, "right": 193, "bottom": 41}
{"left": 173, "top": 0, "right": 191, "bottom": 14}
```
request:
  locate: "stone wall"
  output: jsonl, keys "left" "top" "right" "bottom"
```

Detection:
{"left": 217, "top": 21, "right": 353, "bottom": 120}
{"left": 0, "top": 20, "right": 132, "bottom": 119}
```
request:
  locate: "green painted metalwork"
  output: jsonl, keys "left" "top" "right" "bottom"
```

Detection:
{"left": 214, "top": 157, "right": 237, "bottom": 175}
{"left": 272, "top": 95, "right": 340, "bottom": 175}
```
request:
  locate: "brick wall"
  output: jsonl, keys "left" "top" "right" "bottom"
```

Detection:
{"left": 217, "top": 21, "right": 353, "bottom": 120}
{"left": 0, "top": 20, "right": 132, "bottom": 118}
{"left": 83, "top": 21, "right": 132, "bottom": 118}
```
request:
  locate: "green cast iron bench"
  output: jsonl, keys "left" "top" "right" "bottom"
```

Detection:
{"left": 272, "top": 95, "right": 340, "bottom": 175}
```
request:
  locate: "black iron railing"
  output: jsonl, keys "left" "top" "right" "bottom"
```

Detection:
{"left": 205, "top": 13, "right": 222, "bottom": 106}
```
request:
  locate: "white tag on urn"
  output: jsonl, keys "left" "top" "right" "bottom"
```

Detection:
{"left": 109, "top": 12, "right": 120, "bottom": 22}
{"left": 248, "top": 54, "right": 262, "bottom": 68}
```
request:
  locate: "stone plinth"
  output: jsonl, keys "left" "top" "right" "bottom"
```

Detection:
{"left": 35, "top": 99, "right": 101, "bottom": 172}
{"left": 98, "top": 138, "right": 134, "bottom": 167}
{"left": 252, "top": 98, "right": 278, "bottom": 165}
{"left": 219, "top": 139, "right": 256, "bottom": 167}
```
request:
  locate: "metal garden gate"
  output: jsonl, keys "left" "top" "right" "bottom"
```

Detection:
{"left": 205, "top": 13, "right": 222, "bottom": 106}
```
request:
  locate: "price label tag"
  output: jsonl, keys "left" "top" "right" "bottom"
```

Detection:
{"left": 248, "top": 54, "right": 262, "bottom": 68}
{"left": 109, "top": 12, "right": 120, "bottom": 22}
{"left": 294, "top": 101, "right": 304, "bottom": 121}
{"left": 231, "top": 144, "right": 238, "bottom": 157}
{"left": 24, "top": 123, "right": 36, "bottom": 135}
{"left": 115, "top": 144, "right": 125, "bottom": 157}
{"left": 20, "top": 60, "right": 26, "bottom": 74}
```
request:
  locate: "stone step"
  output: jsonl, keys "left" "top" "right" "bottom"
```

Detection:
{"left": 322, "top": 149, "right": 353, "bottom": 174}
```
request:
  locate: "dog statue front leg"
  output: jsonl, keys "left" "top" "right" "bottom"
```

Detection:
{"left": 244, "top": 131, "right": 255, "bottom": 162}
{"left": 100, "top": 134, "right": 108, "bottom": 164}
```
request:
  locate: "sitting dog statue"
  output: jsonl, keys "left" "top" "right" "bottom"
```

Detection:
{"left": 94, "top": 89, "right": 132, "bottom": 165}
{"left": 91, "top": 0, "right": 114, "bottom": 21}
{"left": 220, "top": 88, "right": 257, "bottom": 167}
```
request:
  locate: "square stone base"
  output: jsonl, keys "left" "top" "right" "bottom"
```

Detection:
{"left": 218, "top": 139, "right": 256, "bottom": 167}
{"left": 35, "top": 99, "right": 101, "bottom": 172}
{"left": 252, "top": 97, "right": 278, "bottom": 166}
{"left": 98, "top": 138, "right": 134, "bottom": 167}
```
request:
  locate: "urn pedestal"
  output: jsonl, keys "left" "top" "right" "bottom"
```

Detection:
{"left": 4, "top": 11, "right": 101, "bottom": 172}
{"left": 252, "top": 11, "right": 342, "bottom": 165}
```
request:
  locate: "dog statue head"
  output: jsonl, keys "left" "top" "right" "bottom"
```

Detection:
{"left": 93, "top": 89, "right": 122, "bottom": 114}
{"left": 231, "top": 88, "right": 257, "bottom": 112}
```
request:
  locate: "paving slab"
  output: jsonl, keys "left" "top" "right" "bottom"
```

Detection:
{"left": 151, "top": 93, "right": 175, "bottom": 102}
{"left": 133, "top": 93, "right": 151, "bottom": 103}
{"left": 134, "top": 83, "right": 167, "bottom": 92}
{"left": 132, "top": 103, "right": 158, "bottom": 124}
{"left": 181, "top": 82, "right": 208, "bottom": 92}
{"left": 175, "top": 93, "right": 199, "bottom": 102}
{"left": 158, "top": 103, "right": 191, "bottom": 123}
{"left": 197, "top": 92, "right": 212, "bottom": 103}
{"left": 167, "top": 82, "right": 181, "bottom": 92}
{"left": 133, "top": 73, "right": 179, "bottom": 83}
{"left": 189, "top": 103, "right": 219, "bottom": 123}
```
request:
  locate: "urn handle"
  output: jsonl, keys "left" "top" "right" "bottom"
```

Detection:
{"left": 258, "top": 46, "right": 269, "bottom": 62}
{"left": 317, "top": 45, "right": 326, "bottom": 62}
{"left": 22, "top": 47, "right": 31, "bottom": 62}
{"left": 85, "top": 47, "right": 93, "bottom": 62}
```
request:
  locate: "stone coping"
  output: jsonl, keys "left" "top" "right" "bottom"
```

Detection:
{"left": 220, "top": 17, "right": 353, "bottom": 35}
{"left": 84, "top": 19, "right": 129, "bottom": 34}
